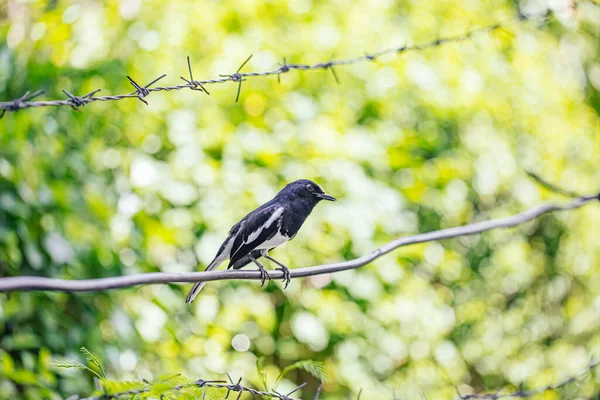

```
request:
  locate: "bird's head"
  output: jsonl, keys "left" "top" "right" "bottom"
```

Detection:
{"left": 280, "top": 179, "right": 337, "bottom": 203}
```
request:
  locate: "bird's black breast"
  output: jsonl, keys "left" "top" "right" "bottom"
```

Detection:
{"left": 280, "top": 199, "right": 316, "bottom": 239}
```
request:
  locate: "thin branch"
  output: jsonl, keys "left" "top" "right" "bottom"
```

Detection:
{"left": 0, "top": 13, "right": 551, "bottom": 115}
{"left": 0, "top": 193, "right": 597, "bottom": 293}
{"left": 455, "top": 359, "right": 599, "bottom": 399}
{"left": 525, "top": 171, "right": 585, "bottom": 198}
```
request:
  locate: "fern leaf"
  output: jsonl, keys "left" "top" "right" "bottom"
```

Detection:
{"left": 51, "top": 359, "right": 86, "bottom": 369}
{"left": 274, "top": 360, "right": 328, "bottom": 389}
{"left": 154, "top": 373, "right": 182, "bottom": 383}
{"left": 51, "top": 359, "right": 102, "bottom": 379}
{"left": 293, "top": 360, "right": 328, "bottom": 383}
{"left": 80, "top": 347, "right": 107, "bottom": 379}
{"left": 98, "top": 379, "right": 149, "bottom": 397}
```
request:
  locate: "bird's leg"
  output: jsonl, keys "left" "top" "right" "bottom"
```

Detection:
{"left": 263, "top": 254, "right": 291, "bottom": 289}
{"left": 248, "top": 253, "right": 270, "bottom": 287}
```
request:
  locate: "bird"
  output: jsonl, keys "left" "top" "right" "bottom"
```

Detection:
{"left": 186, "top": 179, "right": 336, "bottom": 303}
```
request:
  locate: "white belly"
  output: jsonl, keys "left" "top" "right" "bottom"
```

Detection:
{"left": 256, "top": 232, "right": 289, "bottom": 250}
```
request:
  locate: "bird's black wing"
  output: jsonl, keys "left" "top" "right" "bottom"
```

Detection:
{"left": 228, "top": 204, "right": 283, "bottom": 268}
{"left": 214, "top": 221, "right": 244, "bottom": 261}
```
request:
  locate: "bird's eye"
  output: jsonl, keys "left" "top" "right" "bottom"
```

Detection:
{"left": 306, "top": 184, "right": 314, "bottom": 192}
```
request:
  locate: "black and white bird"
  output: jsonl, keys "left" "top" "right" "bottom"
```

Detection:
{"left": 186, "top": 179, "right": 336, "bottom": 303}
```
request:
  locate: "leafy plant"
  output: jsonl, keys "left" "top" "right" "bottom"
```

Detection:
{"left": 51, "top": 347, "right": 106, "bottom": 380}
{"left": 80, "top": 347, "right": 107, "bottom": 379}
{"left": 256, "top": 357, "right": 269, "bottom": 391}
{"left": 272, "top": 360, "right": 328, "bottom": 390}
{"left": 255, "top": 357, "right": 328, "bottom": 391}
{"left": 51, "top": 349, "right": 220, "bottom": 399}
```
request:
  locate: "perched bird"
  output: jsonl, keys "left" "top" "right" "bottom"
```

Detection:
{"left": 186, "top": 179, "right": 336, "bottom": 303}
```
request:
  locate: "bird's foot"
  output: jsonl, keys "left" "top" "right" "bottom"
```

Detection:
{"left": 263, "top": 254, "right": 292, "bottom": 289}
{"left": 249, "top": 254, "right": 271, "bottom": 287}
{"left": 256, "top": 263, "right": 271, "bottom": 287}
{"left": 276, "top": 265, "right": 291, "bottom": 289}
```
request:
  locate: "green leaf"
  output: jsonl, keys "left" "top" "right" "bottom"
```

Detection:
{"left": 256, "top": 356, "right": 269, "bottom": 391}
{"left": 51, "top": 359, "right": 86, "bottom": 369}
{"left": 0, "top": 350, "right": 15, "bottom": 374}
{"left": 80, "top": 347, "right": 107, "bottom": 379}
{"left": 154, "top": 373, "right": 182, "bottom": 383}
{"left": 98, "top": 378, "right": 148, "bottom": 397}
{"left": 273, "top": 360, "right": 328, "bottom": 389}
{"left": 8, "top": 369, "right": 39, "bottom": 385}
{"left": 51, "top": 359, "right": 102, "bottom": 379}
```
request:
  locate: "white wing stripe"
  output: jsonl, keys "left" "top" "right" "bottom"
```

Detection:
{"left": 246, "top": 207, "right": 284, "bottom": 243}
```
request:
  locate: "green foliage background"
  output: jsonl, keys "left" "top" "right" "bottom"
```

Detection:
{"left": 1, "top": 0, "right": 599, "bottom": 399}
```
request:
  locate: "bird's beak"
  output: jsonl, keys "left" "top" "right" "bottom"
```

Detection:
{"left": 317, "top": 193, "right": 337, "bottom": 201}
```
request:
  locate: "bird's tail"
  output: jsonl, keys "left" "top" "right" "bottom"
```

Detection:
{"left": 186, "top": 258, "right": 221, "bottom": 303}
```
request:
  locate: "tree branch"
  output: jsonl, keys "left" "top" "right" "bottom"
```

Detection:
{"left": 0, "top": 193, "right": 598, "bottom": 293}
{"left": 455, "top": 359, "right": 599, "bottom": 399}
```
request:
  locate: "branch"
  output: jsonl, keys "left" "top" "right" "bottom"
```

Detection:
{"left": 525, "top": 170, "right": 583, "bottom": 198}
{"left": 0, "top": 13, "right": 549, "bottom": 116}
{"left": 455, "top": 359, "right": 599, "bottom": 399}
{"left": 0, "top": 193, "right": 598, "bottom": 293}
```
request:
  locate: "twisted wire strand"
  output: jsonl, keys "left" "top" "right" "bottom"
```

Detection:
{"left": 76, "top": 375, "right": 305, "bottom": 400}
{"left": 0, "top": 14, "right": 547, "bottom": 115}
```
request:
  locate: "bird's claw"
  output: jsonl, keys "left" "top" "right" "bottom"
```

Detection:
{"left": 276, "top": 266, "right": 291, "bottom": 289}
{"left": 257, "top": 265, "right": 271, "bottom": 287}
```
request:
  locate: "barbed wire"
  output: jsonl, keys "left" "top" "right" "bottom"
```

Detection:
{"left": 0, "top": 192, "right": 597, "bottom": 292}
{"left": 455, "top": 359, "right": 599, "bottom": 399}
{"left": 0, "top": 11, "right": 555, "bottom": 118}
{"left": 67, "top": 360, "right": 599, "bottom": 400}
{"left": 74, "top": 372, "right": 308, "bottom": 400}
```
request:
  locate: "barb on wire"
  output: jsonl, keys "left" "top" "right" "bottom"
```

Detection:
{"left": 62, "top": 89, "right": 101, "bottom": 111}
{"left": 0, "top": 10, "right": 557, "bottom": 115}
{"left": 126, "top": 73, "right": 166, "bottom": 105}
{"left": 455, "top": 359, "right": 599, "bottom": 399}
{"left": 285, "top": 382, "right": 307, "bottom": 397}
{"left": 220, "top": 54, "right": 253, "bottom": 102}
{"left": 0, "top": 90, "right": 44, "bottom": 118}
{"left": 181, "top": 55, "right": 209, "bottom": 94}
{"left": 327, "top": 55, "right": 340, "bottom": 84}
{"left": 314, "top": 383, "right": 323, "bottom": 400}
{"left": 277, "top": 57, "right": 290, "bottom": 83}
{"left": 0, "top": 192, "right": 598, "bottom": 293}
